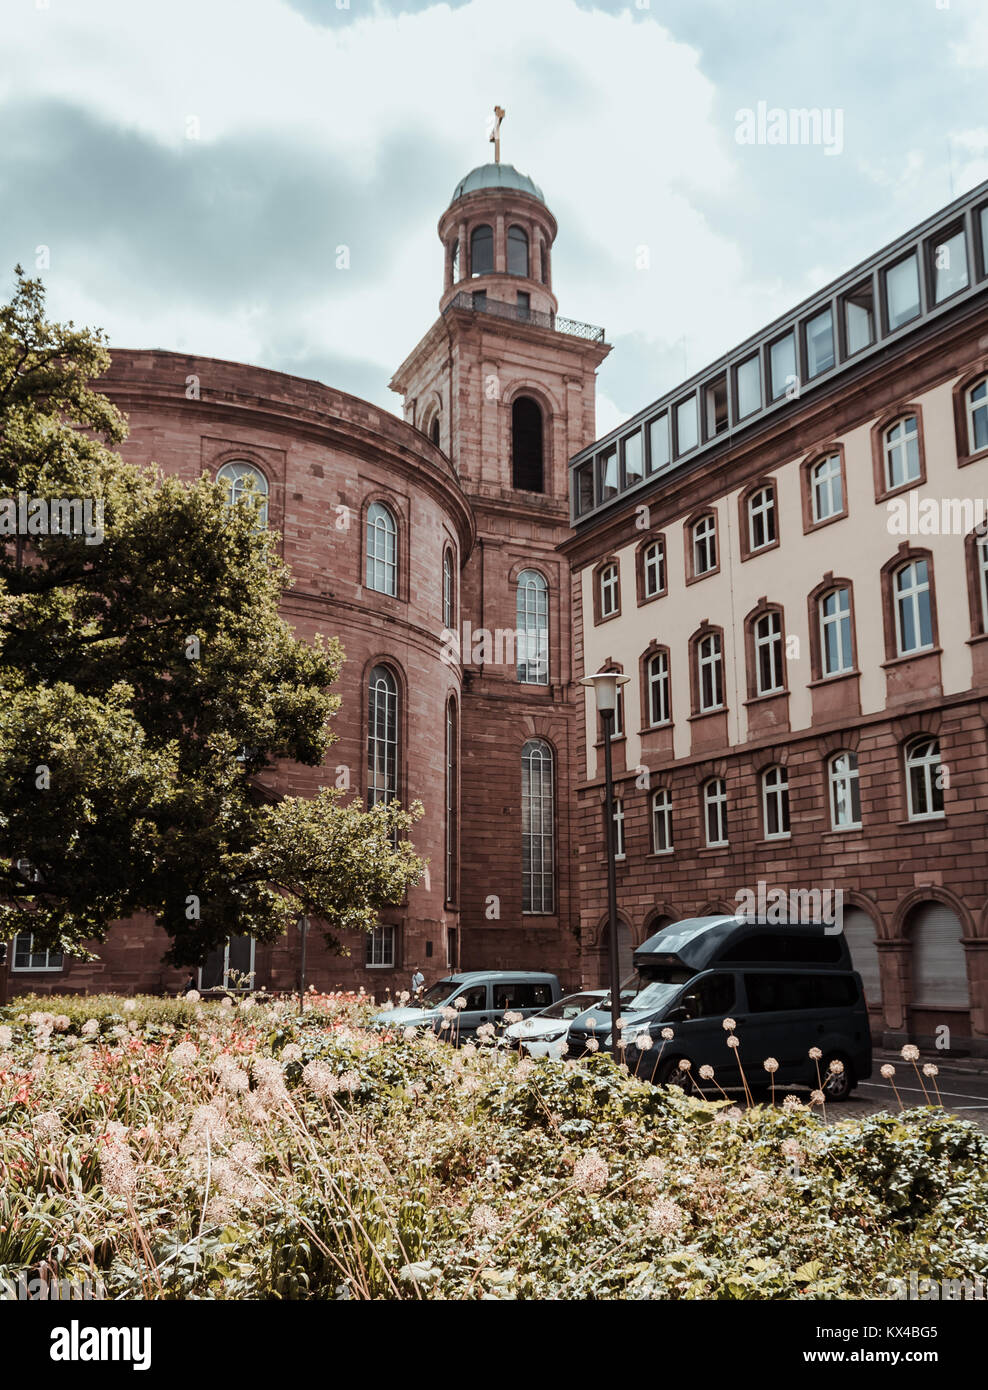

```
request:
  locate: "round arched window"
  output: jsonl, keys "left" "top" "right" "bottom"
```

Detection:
{"left": 216, "top": 460, "right": 269, "bottom": 528}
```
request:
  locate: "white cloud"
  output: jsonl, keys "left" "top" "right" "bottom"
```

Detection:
{"left": 1, "top": 0, "right": 758, "bottom": 418}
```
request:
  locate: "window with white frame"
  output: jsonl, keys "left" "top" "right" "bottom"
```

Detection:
{"left": 446, "top": 697, "right": 458, "bottom": 903}
{"left": 811, "top": 454, "right": 843, "bottom": 523}
{"left": 753, "top": 610, "right": 785, "bottom": 695}
{"left": 599, "top": 563, "right": 619, "bottom": 618}
{"left": 217, "top": 460, "right": 269, "bottom": 528}
{"left": 894, "top": 559, "right": 934, "bottom": 655}
{"left": 969, "top": 377, "right": 988, "bottom": 454}
{"left": 367, "top": 665, "right": 399, "bottom": 808}
{"left": 703, "top": 778, "right": 728, "bottom": 847}
{"left": 828, "top": 751, "right": 861, "bottom": 829}
{"left": 366, "top": 502, "right": 398, "bottom": 595}
{"left": 747, "top": 486, "right": 776, "bottom": 551}
{"left": 646, "top": 650, "right": 670, "bottom": 726}
{"left": 692, "top": 514, "right": 717, "bottom": 575}
{"left": 516, "top": 569, "right": 549, "bottom": 684}
{"left": 442, "top": 548, "right": 455, "bottom": 630}
{"left": 642, "top": 539, "right": 665, "bottom": 597}
{"left": 762, "top": 765, "right": 791, "bottom": 838}
{"left": 11, "top": 933, "right": 63, "bottom": 972}
{"left": 978, "top": 534, "right": 988, "bottom": 631}
{"left": 905, "top": 736, "right": 945, "bottom": 820}
{"left": 607, "top": 668, "right": 626, "bottom": 737}
{"left": 366, "top": 925, "right": 396, "bottom": 968}
{"left": 522, "top": 739, "right": 555, "bottom": 913}
{"left": 884, "top": 416, "right": 921, "bottom": 490}
{"left": 697, "top": 633, "right": 724, "bottom": 712}
{"left": 820, "top": 587, "right": 854, "bottom": 675}
{"left": 651, "top": 788, "right": 673, "bottom": 854}
{"left": 611, "top": 798, "right": 626, "bottom": 860}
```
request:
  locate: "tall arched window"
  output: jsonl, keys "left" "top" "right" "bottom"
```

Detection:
{"left": 893, "top": 558, "right": 933, "bottom": 655}
{"left": 539, "top": 240, "right": 548, "bottom": 285}
{"left": 446, "top": 697, "right": 458, "bottom": 904}
{"left": 703, "top": 777, "right": 728, "bottom": 847}
{"left": 819, "top": 586, "right": 854, "bottom": 675}
{"left": 366, "top": 502, "right": 398, "bottom": 595}
{"left": 507, "top": 224, "right": 529, "bottom": 277}
{"left": 511, "top": 396, "right": 544, "bottom": 492}
{"left": 367, "top": 665, "right": 399, "bottom": 809}
{"left": 695, "top": 631, "right": 724, "bottom": 712}
{"left": 516, "top": 569, "right": 549, "bottom": 685}
{"left": 522, "top": 739, "right": 555, "bottom": 913}
{"left": 761, "top": 765, "right": 790, "bottom": 838}
{"left": 828, "top": 751, "right": 861, "bottom": 829}
{"left": 645, "top": 649, "right": 670, "bottom": 726}
{"left": 430, "top": 417, "right": 441, "bottom": 447}
{"left": 470, "top": 224, "right": 494, "bottom": 277}
{"left": 905, "top": 735, "right": 944, "bottom": 820}
{"left": 442, "top": 547, "right": 456, "bottom": 630}
{"left": 217, "top": 460, "right": 269, "bottom": 528}
{"left": 883, "top": 415, "right": 921, "bottom": 490}
{"left": 752, "top": 609, "right": 784, "bottom": 695}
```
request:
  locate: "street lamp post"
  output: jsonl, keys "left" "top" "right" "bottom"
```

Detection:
{"left": 580, "top": 669, "right": 631, "bottom": 1064}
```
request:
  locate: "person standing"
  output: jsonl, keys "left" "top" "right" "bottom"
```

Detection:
{"left": 411, "top": 967, "right": 425, "bottom": 996}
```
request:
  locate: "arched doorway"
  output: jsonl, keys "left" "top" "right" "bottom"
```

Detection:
{"left": 905, "top": 899, "right": 970, "bottom": 1042}
{"left": 842, "top": 907, "right": 882, "bottom": 1007}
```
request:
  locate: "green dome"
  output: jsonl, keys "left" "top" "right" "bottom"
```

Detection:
{"left": 449, "top": 162, "right": 545, "bottom": 205}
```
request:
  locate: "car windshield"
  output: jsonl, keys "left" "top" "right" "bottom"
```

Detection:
{"left": 538, "top": 992, "right": 604, "bottom": 1021}
{"left": 601, "top": 968, "right": 693, "bottom": 1015}
{"left": 418, "top": 980, "right": 457, "bottom": 1007}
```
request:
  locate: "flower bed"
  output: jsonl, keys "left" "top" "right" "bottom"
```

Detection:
{"left": 0, "top": 991, "right": 985, "bottom": 1300}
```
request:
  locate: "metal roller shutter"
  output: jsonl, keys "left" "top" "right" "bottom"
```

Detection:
{"left": 910, "top": 902, "right": 969, "bottom": 1008}
{"left": 842, "top": 907, "right": 882, "bottom": 1004}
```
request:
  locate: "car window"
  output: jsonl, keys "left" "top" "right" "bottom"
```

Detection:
{"left": 455, "top": 985, "right": 488, "bottom": 1012}
{"left": 678, "top": 972, "right": 735, "bottom": 1020}
{"left": 744, "top": 973, "right": 857, "bottom": 1012}
{"left": 494, "top": 982, "right": 553, "bottom": 1010}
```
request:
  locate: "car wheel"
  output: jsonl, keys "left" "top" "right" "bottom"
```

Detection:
{"left": 818, "top": 1052, "right": 856, "bottom": 1101}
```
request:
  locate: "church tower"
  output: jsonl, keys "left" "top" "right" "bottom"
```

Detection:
{"left": 390, "top": 112, "right": 610, "bottom": 976}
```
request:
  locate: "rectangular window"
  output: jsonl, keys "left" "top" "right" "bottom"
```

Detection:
{"left": 929, "top": 225, "right": 969, "bottom": 304}
{"left": 736, "top": 354, "right": 762, "bottom": 418}
{"left": 843, "top": 281, "right": 875, "bottom": 355}
{"left": 622, "top": 430, "right": 644, "bottom": 487}
{"left": 516, "top": 290, "right": 531, "bottom": 320}
{"left": 769, "top": 333, "right": 796, "bottom": 400}
{"left": 648, "top": 413, "right": 670, "bottom": 473}
{"left": 981, "top": 205, "right": 988, "bottom": 277}
{"left": 11, "top": 933, "right": 64, "bottom": 972}
{"left": 575, "top": 462, "right": 594, "bottom": 515}
{"left": 612, "top": 800, "right": 625, "bottom": 860}
{"left": 805, "top": 306, "right": 835, "bottom": 378}
{"left": 675, "top": 396, "right": 698, "bottom": 454}
{"left": 599, "top": 564, "right": 619, "bottom": 618}
{"left": 366, "top": 925, "right": 396, "bottom": 968}
{"left": 704, "top": 375, "right": 728, "bottom": 437}
{"left": 597, "top": 448, "right": 618, "bottom": 502}
{"left": 885, "top": 252, "right": 921, "bottom": 331}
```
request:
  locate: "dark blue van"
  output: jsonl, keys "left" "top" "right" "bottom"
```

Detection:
{"left": 568, "top": 916, "right": 872, "bottom": 1100}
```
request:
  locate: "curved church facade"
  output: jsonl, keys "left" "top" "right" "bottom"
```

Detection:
{"left": 3, "top": 159, "right": 608, "bottom": 998}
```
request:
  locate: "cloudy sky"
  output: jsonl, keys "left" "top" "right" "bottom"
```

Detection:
{"left": 2, "top": 0, "right": 987, "bottom": 435}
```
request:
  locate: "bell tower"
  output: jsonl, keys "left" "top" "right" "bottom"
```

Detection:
{"left": 390, "top": 113, "right": 610, "bottom": 979}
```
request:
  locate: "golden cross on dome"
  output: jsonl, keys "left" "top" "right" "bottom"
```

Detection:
{"left": 488, "top": 105, "right": 506, "bottom": 164}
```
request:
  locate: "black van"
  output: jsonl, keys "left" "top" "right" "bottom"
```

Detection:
{"left": 568, "top": 916, "right": 872, "bottom": 1100}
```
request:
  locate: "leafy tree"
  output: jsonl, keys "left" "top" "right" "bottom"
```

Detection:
{"left": 0, "top": 269, "right": 423, "bottom": 965}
